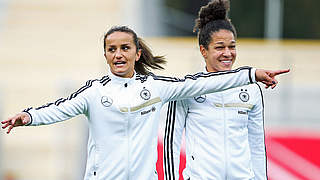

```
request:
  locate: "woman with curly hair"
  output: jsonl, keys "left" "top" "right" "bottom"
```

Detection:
{"left": 164, "top": 0, "right": 273, "bottom": 179}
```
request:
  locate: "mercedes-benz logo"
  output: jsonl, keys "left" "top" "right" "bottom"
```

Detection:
{"left": 194, "top": 95, "right": 206, "bottom": 103}
{"left": 101, "top": 96, "right": 113, "bottom": 107}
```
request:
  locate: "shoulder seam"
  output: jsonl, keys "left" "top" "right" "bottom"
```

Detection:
{"left": 151, "top": 67, "right": 251, "bottom": 82}
{"left": 34, "top": 76, "right": 109, "bottom": 110}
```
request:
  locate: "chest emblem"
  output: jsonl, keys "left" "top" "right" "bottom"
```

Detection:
{"left": 194, "top": 95, "right": 206, "bottom": 103}
{"left": 140, "top": 87, "right": 151, "bottom": 100}
{"left": 101, "top": 96, "right": 113, "bottom": 107}
{"left": 239, "top": 89, "right": 250, "bottom": 102}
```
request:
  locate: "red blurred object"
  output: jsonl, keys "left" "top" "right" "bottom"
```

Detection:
{"left": 156, "top": 130, "right": 320, "bottom": 180}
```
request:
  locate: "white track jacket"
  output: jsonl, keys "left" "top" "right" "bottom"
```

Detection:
{"left": 164, "top": 73, "right": 267, "bottom": 180}
{"left": 24, "top": 67, "right": 256, "bottom": 180}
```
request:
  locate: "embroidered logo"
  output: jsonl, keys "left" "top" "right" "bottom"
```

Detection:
{"left": 194, "top": 95, "right": 206, "bottom": 103}
{"left": 140, "top": 87, "right": 151, "bottom": 100}
{"left": 238, "top": 110, "right": 248, "bottom": 115}
{"left": 239, "top": 89, "right": 249, "bottom": 102}
{"left": 141, "top": 106, "right": 156, "bottom": 115}
{"left": 101, "top": 96, "right": 113, "bottom": 107}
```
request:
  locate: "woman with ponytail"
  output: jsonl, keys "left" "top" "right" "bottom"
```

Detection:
{"left": 164, "top": 1, "right": 271, "bottom": 179}
{"left": 2, "top": 25, "right": 286, "bottom": 179}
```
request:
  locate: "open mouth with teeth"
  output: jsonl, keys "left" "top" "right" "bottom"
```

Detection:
{"left": 114, "top": 61, "right": 127, "bottom": 67}
{"left": 220, "top": 60, "right": 232, "bottom": 66}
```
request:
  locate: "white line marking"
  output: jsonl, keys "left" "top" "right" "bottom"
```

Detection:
{"left": 267, "top": 158, "right": 301, "bottom": 180}
{"left": 269, "top": 140, "right": 320, "bottom": 180}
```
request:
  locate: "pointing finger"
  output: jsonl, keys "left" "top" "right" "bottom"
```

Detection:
{"left": 273, "top": 69, "right": 290, "bottom": 76}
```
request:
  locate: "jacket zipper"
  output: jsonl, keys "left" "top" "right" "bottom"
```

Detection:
{"left": 121, "top": 84, "right": 130, "bottom": 180}
{"left": 93, "top": 142, "right": 98, "bottom": 178}
{"left": 126, "top": 88, "right": 131, "bottom": 180}
{"left": 125, "top": 108, "right": 130, "bottom": 180}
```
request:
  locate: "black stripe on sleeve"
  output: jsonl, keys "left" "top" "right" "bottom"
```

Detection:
{"left": 100, "top": 76, "right": 109, "bottom": 84}
{"left": 35, "top": 76, "right": 110, "bottom": 110}
{"left": 150, "top": 66, "right": 252, "bottom": 82}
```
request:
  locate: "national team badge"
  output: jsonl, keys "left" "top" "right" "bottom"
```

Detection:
{"left": 140, "top": 87, "right": 151, "bottom": 100}
{"left": 194, "top": 95, "right": 206, "bottom": 103}
{"left": 101, "top": 96, "right": 113, "bottom": 107}
{"left": 239, "top": 89, "right": 249, "bottom": 102}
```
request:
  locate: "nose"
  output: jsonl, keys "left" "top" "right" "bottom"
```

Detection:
{"left": 223, "top": 47, "right": 232, "bottom": 57}
{"left": 115, "top": 49, "right": 122, "bottom": 59}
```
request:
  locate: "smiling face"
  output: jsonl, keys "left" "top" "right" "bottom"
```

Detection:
{"left": 104, "top": 31, "right": 141, "bottom": 78}
{"left": 200, "top": 29, "right": 236, "bottom": 72}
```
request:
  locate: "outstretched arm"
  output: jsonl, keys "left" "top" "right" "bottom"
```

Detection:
{"left": 1, "top": 112, "right": 31, "bottom": 134}
{"left": 255, "top": 69, "right": 290, "bottom": 89}
{"left": 157, "top": 67, "right": 290, "bottom": 103}
{"left": 1, "top": 79, "right": 95, "bottom": 134}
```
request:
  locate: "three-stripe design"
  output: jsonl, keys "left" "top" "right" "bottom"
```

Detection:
{"left": 152, "top": 66, "right": 252, "bottom": 83}
{"left": 136, "top": 73, "right": 148, "bottom": 83}
{"left": 136, "top": 66, "right": 252, "bottom": 84}
{"left": 23, "top": 76, "right": 110, "bottom": 126}
{"left": 164, "top": 101, "right": 177, "bottom": 180}
{"left": 27, "top": 76, "right": 110, "bottom": 111}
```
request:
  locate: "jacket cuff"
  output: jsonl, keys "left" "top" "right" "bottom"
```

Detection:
{"left": 249, "top": 68, "right": 257, "bottom": 83}
{"left": 22, "top": 108, "right": 33, "bottom": 126}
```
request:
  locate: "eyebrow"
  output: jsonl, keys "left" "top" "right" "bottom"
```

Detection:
{"left": 107, "top": 43, "right": 131, "bottom": 47}
{"left": 214, "top": 40, "right": 236, "bottom": 45}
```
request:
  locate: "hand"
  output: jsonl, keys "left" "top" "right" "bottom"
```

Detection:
{"left": 255, "top": 69, "right": 290, "bottom": 89}
{"left": 1, "top": 112, "right": 31, "bottom": 134}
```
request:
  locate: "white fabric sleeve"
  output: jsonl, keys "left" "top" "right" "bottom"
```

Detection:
{"left": 163, "top": 100, "right": 188, "bottom": 180}
{"left": 157, "top": 67, "right": 256, "bottom": 103}
{"left": 248, "top": 83, "right": 267, "bottom": 180}
{"left": 23, "top": 80, "right": 92, "bottom": 126}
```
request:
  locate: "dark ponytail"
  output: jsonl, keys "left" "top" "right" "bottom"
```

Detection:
{"left": 104, "top": 26, "right": 166, "bottom": 75}
{"left": 194, "top": 0, "right": 237, "bottom": 49}
{"left": 135, "top": 38, "right": 166, "bottom": 75}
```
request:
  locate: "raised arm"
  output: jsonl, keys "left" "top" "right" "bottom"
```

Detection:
{"left": 156, "top": 67, "right": 290, "bottom": 103}
{"left": 1, "top": 79, "right": 96, "bottom": 134}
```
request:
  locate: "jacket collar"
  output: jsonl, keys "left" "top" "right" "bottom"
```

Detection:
{"left": 108, "top": 71, "right": 136, "bottom": 86}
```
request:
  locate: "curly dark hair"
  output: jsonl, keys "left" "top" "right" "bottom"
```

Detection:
{"left": 104, "top": 26, "right": 166, "bottom": 75}
{"left": 194, "top": 0, "right": 237, "bottom": 49}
